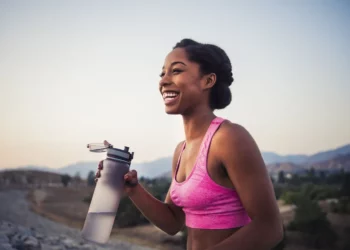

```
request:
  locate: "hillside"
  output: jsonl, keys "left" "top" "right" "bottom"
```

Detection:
{"left": 160, "top": 152, "right": 350, "bottom": 180}
{"left": 0, "top": 170, "right": 64, "bottom": 188}
{"left": 2, "top": 143, "right": 349, "bottom": 179}
{"left": 308, "top": 153, "right": 350, "bottom": 172}
{"left": 266, "top": 162, "right": 306, "bottom": 174}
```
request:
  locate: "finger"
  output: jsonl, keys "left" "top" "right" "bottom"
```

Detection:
{"left": 95, "top": 170, "right": 101, "bottom": 178}
{"left": 98, "top": 161, "right": 103, "bottom": 170}
{"left": 130, "top": 170, "right": 137, "bottom": 178}
{"left": 124, "top": 173, "right": 131, "bottom": 180}
{"left": 125, "top": 171, "right": 138, "bottom": 187}
{"left": 124, "top": 172, "right": 135, "bottom": 181}
{"left": 125, "top": 180, "right": 138, "bottom": 187}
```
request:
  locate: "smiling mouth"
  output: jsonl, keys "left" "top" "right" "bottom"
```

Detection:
{"left": 162, "top": 91, "right": 180, "bottom": 105}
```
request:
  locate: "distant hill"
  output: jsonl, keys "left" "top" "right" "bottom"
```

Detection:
{"left": 2, "top": 143, "right": 349, "bottom": 179}
{"left": 0, "top": 169, "right": 63, "bottom": 187}
{"left": 8, "top": 165, "right": 55, "bottom": 173}
{"left": 308, "top": 153, "right": 350, "bottom": 173}
{"left": 57, "top": 161, "right": 99, "bottom": 179}
{"left": 262, "top": 144, "right": 350, "bottom": 165}
{"left": 261, "top": 152, "right": 308, "bottom": 165}
{"left": 306, "top": 144, "right": 350, "bottom": 163}
{"left": 266, "top": 162, "right": 306, "bottom": 174}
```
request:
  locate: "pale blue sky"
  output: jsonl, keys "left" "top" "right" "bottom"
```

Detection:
{"left": 0, "top": 0, "right": 349, "bottom": 169}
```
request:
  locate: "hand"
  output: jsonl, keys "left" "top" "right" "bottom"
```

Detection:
{"left": 95, "top": 140, "right": 139, "bottom": 195}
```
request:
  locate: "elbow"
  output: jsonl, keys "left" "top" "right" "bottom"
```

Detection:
{"left": 276, "top": 223, "right": 285, "bottom": 244}
{"left": 164, "top": 223, "right": 184, "bottom": 236}
{"left": 255, "top": 216, "right": 284, "bottom": 247}
{"left": 165, "top": 224, "right": 183, "bottom": 236}
{"left": 166, "top": 230, "right": 179, "bottom": 236}
{"left": 270, "top": 219, "right": 285, "bottom": 247}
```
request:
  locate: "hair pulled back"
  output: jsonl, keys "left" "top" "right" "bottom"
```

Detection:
{"left": 173, "top": 38, "right": 234, "bottom": 110}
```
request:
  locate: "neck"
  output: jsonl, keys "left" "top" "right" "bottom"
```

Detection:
{"left": 182, "top": 106, "right": 216, "bottom": 143}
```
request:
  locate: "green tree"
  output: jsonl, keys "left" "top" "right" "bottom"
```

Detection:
{"left": 340, "top": 173, "right": 350, "bottom": 197}
{"left": 288, "top": 197, "right": 337, "bottom": 249}
{"left": 307, "top": 167, "right": 317, "bottom": 183}
{"left": 61, "top": 174, "right": 71, "bottom": 187}
{"left": 278, "top": 171, "right": 286, "bottom": 184}
{"left": 319, "top": 171, "right": 326, "bottom": 183}
{"left": 289, "top": 173, "right": 301, "bottom": 185}
{"left": 74, "top": 171, "right": 81, "bottom": 179}
{"left": 281, "top": 191, "right": 301, "bottom": 205}
{"left": 114, "top": 195, "right": 149, "bottom": 227}
{"left": 87, "top": 171, "right": 95, "bottom": 186}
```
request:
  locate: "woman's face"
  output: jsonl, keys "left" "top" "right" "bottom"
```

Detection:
{"left": 159, "top": 48, "right": 210, "bottom": 115}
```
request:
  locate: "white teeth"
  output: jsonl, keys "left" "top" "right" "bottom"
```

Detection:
{"left": 162, "top": 92, "right": 179, "bottom": 99}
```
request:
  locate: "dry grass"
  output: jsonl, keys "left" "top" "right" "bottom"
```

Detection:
{"left": 28, "top": 186, "right": 92, "bottom": 228}
{"left": 27, "top": 187, "right": 350, "bottom": 250}
{"left": 27, "top": 186, "right": 184, "bottom": 250}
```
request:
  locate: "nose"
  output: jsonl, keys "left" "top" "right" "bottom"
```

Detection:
{"left": 159, "top": 74, "right": 172, "bottom": 91}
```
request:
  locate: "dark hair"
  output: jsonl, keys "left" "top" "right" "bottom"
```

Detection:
{"left": 173, "top": 38, "right": 234, "bottom": 110}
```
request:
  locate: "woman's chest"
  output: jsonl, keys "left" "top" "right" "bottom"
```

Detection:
{"left": 175, "top": 142, "right": 226, "bottom": 185}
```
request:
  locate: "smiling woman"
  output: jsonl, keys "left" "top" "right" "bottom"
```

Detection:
{"left": 96, "top": 38, "right": 284, "bottom": 250}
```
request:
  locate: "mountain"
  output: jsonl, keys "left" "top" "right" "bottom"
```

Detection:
{"left": 0, "top": 169, "right": 63, "bottom": 186}
{"left": 0, "top": 165, "right": 56, "bottom": 173}
{"left": 3, "top": 143, "right": 349, "bottom": 179}
{"left": 58, "top": 161, "right": 99, "bottom": 179}
{"left": 261, "top": 152, "right": 308, "bottom": 165}
{"left": 43, "top": 157, "right": 173, "bottom": 179}
{"left": 132, "top": 157, "right": 172, "bottom": 179}
{"left": 306, "top": 144, "right": 350, "bottom": 163}
{"left": 308, "top": 153, "right": 350, "bottom": 173}
{"left": 261, "top": 144, "right": 350, "bottom": 165}
{"left": 266, "top": 162, "right": 306, "bottom": 174}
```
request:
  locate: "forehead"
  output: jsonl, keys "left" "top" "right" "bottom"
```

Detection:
{"left": 163, "top": 48, "right": 189, "bottom": 67}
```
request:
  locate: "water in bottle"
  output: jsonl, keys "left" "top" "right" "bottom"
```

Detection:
{"left": 81, "top": 142, "right": 134, "bottom": 244}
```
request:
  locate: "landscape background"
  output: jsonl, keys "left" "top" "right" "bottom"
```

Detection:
{"left": 1, "top": 0, "right": 350, "bottom": 250}
{"left": 4, "top": 143, "right": 350, "bottom": 179}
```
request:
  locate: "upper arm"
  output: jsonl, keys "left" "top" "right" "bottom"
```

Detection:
{"left": 214, "top": 123, "right": 280, "bottom": 222}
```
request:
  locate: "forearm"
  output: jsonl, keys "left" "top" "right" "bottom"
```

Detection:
{"left": 128, "top": 184, "right": 182, "bottom": 235}
{"left": 208, "top": 218, "right": 283, "bottom": 250}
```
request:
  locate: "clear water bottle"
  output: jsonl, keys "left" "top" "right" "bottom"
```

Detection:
{"left": 81, "top": 142, "right": 134, "bottom": 244}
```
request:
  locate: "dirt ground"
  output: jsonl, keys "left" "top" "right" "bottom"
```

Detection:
{"left": 28, "top": 186, "right": 184, "bottom": 250}
{"left": 27, "top": 187, "right": 350, "bottom": 250}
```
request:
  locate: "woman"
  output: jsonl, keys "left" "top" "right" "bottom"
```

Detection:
{"left": 96, "top": 39, "right": 283, "bottom": 250}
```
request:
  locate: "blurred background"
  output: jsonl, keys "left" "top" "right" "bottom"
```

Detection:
{"left": 0, "top": 0, "right": 349, "bottom": 250}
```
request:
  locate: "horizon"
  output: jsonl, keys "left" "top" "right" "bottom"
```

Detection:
{"left": 4, "top": 141, "right": 350, "bottom": 170}
{"left": 1, "top": 1, "right": 350, "bottom": 169}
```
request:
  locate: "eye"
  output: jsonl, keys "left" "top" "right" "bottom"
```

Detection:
{"left": 159, "top": 72, "right": 165, "bottom": 77}
{"left": 172, "top": 68, "right": 183, "bottom": 74}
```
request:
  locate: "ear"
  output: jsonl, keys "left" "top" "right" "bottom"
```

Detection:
{"left": 202, "top": 73, "right": 217, "bottom": 90}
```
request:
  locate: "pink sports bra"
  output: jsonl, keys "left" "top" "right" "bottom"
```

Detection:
{"left": 169, "top": 117, "right": 251, "bottom": 229}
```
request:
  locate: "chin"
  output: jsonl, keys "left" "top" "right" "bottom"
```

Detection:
{"left": 164, "top": 107, "right": 181, "bottom": 115}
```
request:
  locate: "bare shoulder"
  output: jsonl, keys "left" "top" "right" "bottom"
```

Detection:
{"left": 212, "top": 120, "right": 264, "bottom": 171}
{"left": 214, "top": 120, "right": 255, "bottom": 147}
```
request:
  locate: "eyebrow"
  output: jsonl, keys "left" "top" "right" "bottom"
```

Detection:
{"left": 162, "top": 61, "right": 187, "bottom": 69}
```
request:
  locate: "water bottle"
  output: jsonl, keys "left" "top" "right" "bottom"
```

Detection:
{"left": 81, "top": 142, "right": 134, "bottom": 244}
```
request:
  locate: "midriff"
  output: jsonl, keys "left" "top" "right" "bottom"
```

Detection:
{"left": 186, "top": 226, "right": 242, "bottom": 250}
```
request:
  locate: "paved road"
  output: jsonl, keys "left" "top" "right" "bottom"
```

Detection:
{"left": 0, "top": 189, "right": 154, "bottom": 250}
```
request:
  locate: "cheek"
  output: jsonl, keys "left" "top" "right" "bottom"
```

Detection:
{"left": 176, "top": 75, "right": 201, "bottom": 95}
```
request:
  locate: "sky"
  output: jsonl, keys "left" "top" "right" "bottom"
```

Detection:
{"left": 0, "top": 0, "right": 349, "bottom": 169}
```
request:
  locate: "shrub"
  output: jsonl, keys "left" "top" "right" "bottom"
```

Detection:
{"left": 330, "top": 197, "right": 350, "bottom": 214}
{"left": 288, "top": 197, "right": 337, "bottom": 249}
{"left": 281, "top": 191, "right": 301, "bottom": 205}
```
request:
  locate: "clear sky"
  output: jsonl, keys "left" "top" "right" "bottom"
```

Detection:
{"left": 1, "top": 0, "right": 349, "bottom": 169}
